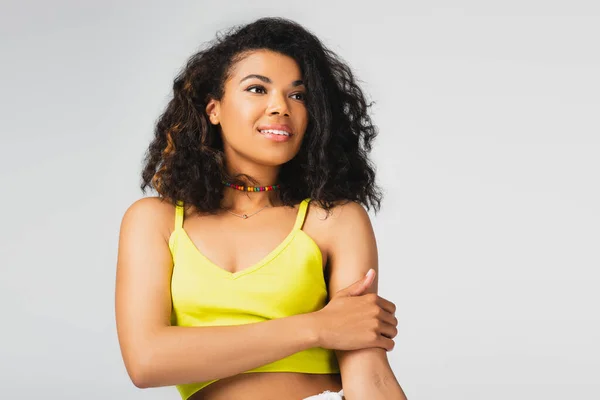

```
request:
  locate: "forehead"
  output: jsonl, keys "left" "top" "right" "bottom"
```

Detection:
{"left": 227, "top": 50, "right": 302, "bottom": 82}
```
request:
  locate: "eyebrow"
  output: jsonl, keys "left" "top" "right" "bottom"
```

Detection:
{"left": 239, "top": 74, "right": 304, "bottom": 87}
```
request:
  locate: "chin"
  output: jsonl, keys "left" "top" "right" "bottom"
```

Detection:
{"left": 261, "top": 155, "right": 296, "bottom": 166}
{"left": 252, "top": 150, "right": 298, "bottom": 167}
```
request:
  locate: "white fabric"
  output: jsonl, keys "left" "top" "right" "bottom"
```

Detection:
{"left": 302, "top": 388, "right": 345, "bottom": 400}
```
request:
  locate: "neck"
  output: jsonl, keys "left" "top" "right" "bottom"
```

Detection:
{"left": 222, "top": 160, "right": 283, "bottom": 211}
{"left": 222, "top": 188, "right": 283, "bottom": 212}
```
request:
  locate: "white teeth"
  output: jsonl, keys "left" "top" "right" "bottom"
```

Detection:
{"left": 260, "top": 129, "right": 290, "bottom": 136}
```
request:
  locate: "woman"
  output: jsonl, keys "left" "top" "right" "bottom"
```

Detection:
{"left": 115, "top": 17, "right": 407, "bottom": 400}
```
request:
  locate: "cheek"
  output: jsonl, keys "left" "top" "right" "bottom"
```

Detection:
{"left": 220, "top": 102, "right": 262, "bottom": 137}
{"left": 293, "top": 107, "right": 309, "bottom": 130}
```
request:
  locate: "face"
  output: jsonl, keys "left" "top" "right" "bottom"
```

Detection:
{"left": 206, "top": 49, "right": 308, "bottom": 168}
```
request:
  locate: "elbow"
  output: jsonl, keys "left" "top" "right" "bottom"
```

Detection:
{"left": 121, "top": 329, "right": 171, "bottom": 388}
{"left": 127, "top": 350, "right": 158, "bottom": 389}
{"left": 128, "top": 361, "right": 150, "bottom": 389}
{"left": 130, "top": 366, "right": 150, "bottom": 389}
{"left": 131, "top": 374, "right": 149, "bottom": 389}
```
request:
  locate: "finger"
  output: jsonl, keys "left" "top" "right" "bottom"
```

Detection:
{"left": 376, "top": 296, "right": 397, "bottom": 315}
{"left": 378, "top": 311, "right": 398, "bottom": 328}
{"left": 351, "top": 270, "right": 375, "bottom": 296}
{"left": 343, "top": 280, "right": 366, "bottom": 297}
{"left": 340, "top": 269, "right": 375, "bottom": 297}
{"left": 377, "top": 336, "right": 396, "bottom": 352}
{"left": 364, "top": 269, "right": 375, "bottom": 287}
{"left": 378, "top": 321, "right": 398, "bottom": 339}
{"left": 349, "top": 279, "right": 369, "bottom": 296}
{"left": 353, "top": 269, "right": 375, "bottom": 294}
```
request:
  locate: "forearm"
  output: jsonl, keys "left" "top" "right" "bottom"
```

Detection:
{"left": 336, "top": 348, "right": 408, "bottom": 400}
{"left": 133, "top": 312, "right": 318, "bottom": 388}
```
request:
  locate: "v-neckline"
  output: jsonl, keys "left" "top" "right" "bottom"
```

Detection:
{"left": 178, "top": 226, "right": 300, "bottom": 279}
{"left": 171, "top": 198, "right": 311, "bottom": 279}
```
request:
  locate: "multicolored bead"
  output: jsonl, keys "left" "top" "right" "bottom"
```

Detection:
{"left": 222, "top": 181, "right": 281, "bottom": 192}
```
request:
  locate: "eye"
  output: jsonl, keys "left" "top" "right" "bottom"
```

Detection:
{"left": 246, "top": 85, "right": 266, "bottom": 94}
{"left": 291, "top": 92, "right": 306, "bottom": 101}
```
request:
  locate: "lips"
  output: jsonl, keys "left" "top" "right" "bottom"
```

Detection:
{"left": 257, "top": 124, "right": 293, "bottom": 135}
{"left": 257, "top": 128, "right": 293, "bottom": 142}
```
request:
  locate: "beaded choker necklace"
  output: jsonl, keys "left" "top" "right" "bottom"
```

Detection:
{"left": 222, "top": 181, "right": 281, "bottom": 192}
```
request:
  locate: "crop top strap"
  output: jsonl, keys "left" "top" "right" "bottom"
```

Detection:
{"left": 293, "top": 198, "right": 312, "bottom": 231}
{"left": 174, "top": 200, "right": 184, "bottom": 230}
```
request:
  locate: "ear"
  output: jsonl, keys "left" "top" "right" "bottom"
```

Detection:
{"left": 205, "top": 99, "right": 220, "bottom": 125}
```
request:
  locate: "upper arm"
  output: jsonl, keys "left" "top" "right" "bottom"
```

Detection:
{"left": 325, "top": 201, "right": 392, "bottom": 374}
{"left": 115, "top": 197, "right": 174, "bottom": 381}
{"left": 326, "top": 201, "right": 379, "bottom": 296}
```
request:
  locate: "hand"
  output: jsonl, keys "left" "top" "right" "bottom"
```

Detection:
{"left": 312, "top": 269, "right": 398, "bottom": 351}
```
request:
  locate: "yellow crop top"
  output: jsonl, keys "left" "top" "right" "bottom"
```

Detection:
{"left": 168, "top": 198, "right": 340, "bottom": 399}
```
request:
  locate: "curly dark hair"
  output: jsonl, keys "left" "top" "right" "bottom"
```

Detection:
{"left": 141, "top": 16, "right": 382, "bottom": 215}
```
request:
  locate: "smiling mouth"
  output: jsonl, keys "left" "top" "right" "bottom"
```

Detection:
{"left": 258, "top": 129, "right": 292, "bottom": 137}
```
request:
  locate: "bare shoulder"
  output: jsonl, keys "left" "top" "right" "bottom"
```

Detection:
{"left": 306, "top": 199, "right": 373, "bottom": 233}
{"left": 120, "top": 196, "right": 177, "bottom": 242}
{"left": 304, "top": 200, "right": 375, "bottom": 256}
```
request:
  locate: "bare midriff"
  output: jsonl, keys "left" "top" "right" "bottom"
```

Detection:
{"left": 189, "top": 372, "right": 342, "bottom": 400}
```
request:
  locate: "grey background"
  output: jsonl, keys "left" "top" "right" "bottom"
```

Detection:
{"left": 1, "top": 0, "right": 599, "bottom": 399}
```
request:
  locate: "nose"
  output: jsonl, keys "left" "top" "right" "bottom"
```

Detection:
{"left": 266, "top": 91, "right": 290, "bottom": 116}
